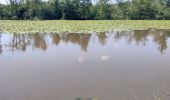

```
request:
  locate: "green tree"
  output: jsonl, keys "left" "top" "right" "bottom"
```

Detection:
{"left": 53, "top": 0, "right": 62, "bottom": 19}
{"left": 62, "top": 0, "right": 80, "bottom": 19}
{"left": 96, "top": 0, "right": 112, "bottom": 19}
{"left": 80, "top": 0, "right": 92, "bottom": 19}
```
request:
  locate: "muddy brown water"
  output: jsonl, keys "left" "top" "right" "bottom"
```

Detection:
{"left": 1, "top": 30, "right": 170, "bottom": 100}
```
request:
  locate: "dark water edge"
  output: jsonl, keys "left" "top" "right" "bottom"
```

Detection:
{"left": 1, "top": 29, "right": 170, "bottom": 100}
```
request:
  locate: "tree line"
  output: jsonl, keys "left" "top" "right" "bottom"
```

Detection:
{"left": 0, "top": 0, "right": 170, "bottom": 20}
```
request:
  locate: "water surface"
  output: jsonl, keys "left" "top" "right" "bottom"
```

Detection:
{"left": 1, "top": 30, "right": 170, "bottom": 100}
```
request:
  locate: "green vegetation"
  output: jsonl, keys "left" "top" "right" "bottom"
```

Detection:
{"left": 0, "top": 0, "right": 170, "bottom": 20}
{"left": 1, "top": 20, "right": 170, "bottom": 33}
{"left": 1, "top": 0, "right": 170, "bottom": 33}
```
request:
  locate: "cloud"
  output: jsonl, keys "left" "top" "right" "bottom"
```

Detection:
{"left": 100, "top": 55, "right": 110, "bottom": 61}
{"left": 77, "top": 56, "right": 87, "bottom": 63}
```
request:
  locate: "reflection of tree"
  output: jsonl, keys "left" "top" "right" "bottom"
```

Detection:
{"left": 52, "top": 34, "right": 61, "bottom": 46}
{"left": 114, "top": 31, "right": 134, "bottom": 45}
{"left": 114, "top": 30, "right": 170, "bottom": 54}
{"left": 97, "top": 32, "right": 107, "bottom": 45}
{"left": 61, "top": 33, "right": 91, "bottom": 51}
{"left": 132, "top": 30, "right": 149, "bottom": 45}
{"left": 114, "top": 30, "right": 149, "bottom": 45}
{"left": 114, "top": 31, "right": 127, "bottom": 40}
{"left": 152, "top": 30, "right": 168, "bottom": 54}
{"left": 10, "top": 34, "right": 31, "bottom": 52}
{"left": 0, "top": 33, "right": 92, "bottom": 53}
{"left": 0, "top": 30, "right": 170, "bottom": 54}
{"left": 8, "top": 33, "right": 47, "bottom": 52}
{"left": 33, "top": 34, "right": 47, "bottom": 51}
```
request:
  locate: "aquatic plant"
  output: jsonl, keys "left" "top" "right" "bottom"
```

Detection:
{"left": 0, "top": 20, "right": 170, "bottom": 34}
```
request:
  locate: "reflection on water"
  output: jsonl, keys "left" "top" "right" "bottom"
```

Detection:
{"left": 1, "top": 29, "right": 170, "bottom": 100}
{"left": 0, "top": 29, "right": 170, "bottom": 54}
{"left": 114, "top": 30, "right": 170, "bottom": 54}
{"left": 0, "top": 34, "right": 2, "bottom": 54}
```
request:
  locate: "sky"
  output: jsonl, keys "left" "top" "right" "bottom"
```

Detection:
{"left": 0, "top": 0, "right": 117, "bottom": 4}
{"left": 0, "top": 0, "right": 6, "bottom": 4}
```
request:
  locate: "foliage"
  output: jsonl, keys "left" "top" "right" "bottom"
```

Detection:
{"left": 1, "top": 20, "right": 170, "bottom": 33}
{"left": 0, "top": 0, "right": 170, "bottom": 20}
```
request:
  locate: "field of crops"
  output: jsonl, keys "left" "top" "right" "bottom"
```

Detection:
{"left": 0, "top": 20, "right": 170, "bottom": 34}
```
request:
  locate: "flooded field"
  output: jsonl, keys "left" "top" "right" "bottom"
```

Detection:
{"left": 1, "top": 29, "right": 170, "bottom": 100}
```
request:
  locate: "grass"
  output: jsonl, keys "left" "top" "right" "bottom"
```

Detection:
{"left": 0, "top": 20, "right": 170, "bottom": 34}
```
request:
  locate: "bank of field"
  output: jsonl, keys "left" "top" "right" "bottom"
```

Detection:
{"left": 0, "top": 20, "right": 170, "bottom": 34}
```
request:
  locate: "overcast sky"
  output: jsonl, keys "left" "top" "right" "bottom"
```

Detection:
{"left": 0, "top": 0, "right": 6, "bottom": 4}
{"left": 0, "top": 0, "right": 117, "bottom": 4}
